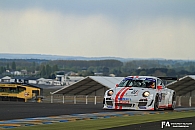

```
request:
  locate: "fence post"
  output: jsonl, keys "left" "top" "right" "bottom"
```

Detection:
{"left": 94, "top": 96, "right": 97, "bottom": 105}
{"left": 189, "top": 91, "right": 192, "bottom": 107}
{"left": 74, "top": 96, "right": 76, "bottom": 104}
{"left": 189, "top": 97, "right": 191, "bottom": 107}
{"left": 178, "top": 96, "right": 181, "bottom": 106}
{"left": 51, "top": 94, "right": 53, "bottom": 103}
{"left": 86, "top": 95, "right": 88, "bottom": 104}
{"left": 63, "top": 95, "right": 65, "bottom": 104}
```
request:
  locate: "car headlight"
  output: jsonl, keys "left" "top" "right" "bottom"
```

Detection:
{"left": 107, "top": 90, "right": 114, "bottom": 96}
{"left": 143, "top": 91, "right": 150, "bottom": 97}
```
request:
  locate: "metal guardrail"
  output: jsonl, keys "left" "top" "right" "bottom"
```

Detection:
{"left": 41, "top": 95, "right": 195, "bottom": 107}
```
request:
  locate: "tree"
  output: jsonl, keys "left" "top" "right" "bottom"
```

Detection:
{"left": 32, "top": 62, "right": 36, "bottom": 72}
{"left": 6, "top": 63, "right": 10, "bottom": 70}
{"left": 103, "top": 67, "right": 109, "bottom": 76}
{"left": 11, "top": 61, "right": 16, "bottom": 71}
{"left": 167, "top": 69, "right": 176, "bottom": 76}
{"left": 153, "top": 70, "right": 166, "bottom": 77}
{"left": 40, "top": 65, "right": 46, "bottom": 77}
{"left": 49, "top": 73, "right": 56, "bottom": 79}
{"left": 52, "top": 64, "right": 59, "bottom": 72}
{"left": 45, "top": 64, "right": 52, "bottom": 77}
{"left": 0, "top": 66, "right": 6, "bottom": 74}
{"left": 139, "top": 71, "right": 147, "bottom": 76}
{"left": 80, "top": 70, "right": 94, "bottom": 77}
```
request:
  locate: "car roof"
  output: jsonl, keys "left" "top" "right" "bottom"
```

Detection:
{"left": 125, "top": 76, "right": 158, "bottom": 79}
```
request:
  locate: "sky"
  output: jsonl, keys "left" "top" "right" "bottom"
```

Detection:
{"left": 0, "top": 0, "right": 195, "bottom": 60}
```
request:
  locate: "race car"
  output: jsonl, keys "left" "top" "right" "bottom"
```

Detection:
{"left": 103, "top": 76, "right": 176, "bottom": 110}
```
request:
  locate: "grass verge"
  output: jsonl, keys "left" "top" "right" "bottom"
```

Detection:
{"left": 12, "top": 111, "right": 195, "bottom": 130}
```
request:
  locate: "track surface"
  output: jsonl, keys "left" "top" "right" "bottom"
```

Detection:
{"left": 0, "top": 101, "right": 195, "bottom": 120}
{"left": 0, "top": 101, "right": 111, "bottom": 120}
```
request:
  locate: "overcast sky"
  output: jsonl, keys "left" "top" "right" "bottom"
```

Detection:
{"left": 0, "top": 0, "right": 195, "bottom": 59}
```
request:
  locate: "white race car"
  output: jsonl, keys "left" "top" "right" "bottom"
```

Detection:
{"left": 103, "top": 76, "right": 176, "bottom": 110}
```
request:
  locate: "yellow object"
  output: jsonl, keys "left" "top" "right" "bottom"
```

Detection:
{"left": 0, "top": 83, "right": 43, "bottom": 102}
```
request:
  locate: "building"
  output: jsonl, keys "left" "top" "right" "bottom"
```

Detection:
{"left": 1, "top": 76, "right": 11, "bottom": 83}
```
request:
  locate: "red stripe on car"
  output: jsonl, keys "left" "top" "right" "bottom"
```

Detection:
{"left": 119, "top": 87, "right": 131, "bottom": 109}
{"left": 114, "top": 87, "right": 126, "bottom": 109}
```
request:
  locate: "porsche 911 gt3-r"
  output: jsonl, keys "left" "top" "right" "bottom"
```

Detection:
{"left": 103, "top": 76, "right": 176, "bottom": 110}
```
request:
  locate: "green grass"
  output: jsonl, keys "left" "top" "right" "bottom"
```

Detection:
{"left": 12, "top": 111, "right": 195, "bottom": 130}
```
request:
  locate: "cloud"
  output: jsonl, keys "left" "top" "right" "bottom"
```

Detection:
{"left": 0, "top": 8, "right": 195, "bottom": 59}
{"left": 0, "top": 9, "right": 122, "bottom": 56}
{"left": 123, "top": 16, "right": 195, "bottom": 59}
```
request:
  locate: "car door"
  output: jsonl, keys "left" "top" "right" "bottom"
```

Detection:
{"left": 157, "top": 79, "right": 167, "bottom": 106}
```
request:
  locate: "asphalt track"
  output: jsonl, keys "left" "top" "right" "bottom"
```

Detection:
{"left": 0, "top": 101, "right": 109, "bottom": 120}
{"left": 0, "top": 101, "right": 195, "bottom": 129}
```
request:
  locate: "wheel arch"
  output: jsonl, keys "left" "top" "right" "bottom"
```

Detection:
{"left": 168, "top": 90, "right": 176, "bottom": 104}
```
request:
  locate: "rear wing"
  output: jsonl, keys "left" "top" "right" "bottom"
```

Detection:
{"left": 157, "top": 76, "right": 178, "bottom": 86}
{"left": 157, "top": 77, "right": 178, "bottom": 81}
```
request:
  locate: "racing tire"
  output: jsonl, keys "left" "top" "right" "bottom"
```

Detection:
{"left": 168, "top": 92, "right": 176, "bottom": 110}
{"left": 154, "top": 94, "right": 159, "bottom": 111}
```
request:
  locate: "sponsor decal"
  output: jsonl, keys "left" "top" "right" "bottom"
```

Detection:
{"left": 107, "top": 105, "right": 113, "bottom": 108}
{"left": 119, "top": 100, "right": 129, "bottom": 104}
{"left": 126, "top": 77, "right": 156, "bottom": 81}
{"left": 118, "top": 98, "right": 131, "bottom": 104}
{"left": 118, "top": 98, "right": 130, "bottom": 101}
{"left": 146, "top": 78, "right": 156, "bottom": 82}
{"left": 24, "top": 92, "right": 29, "bottom": 97}
{"left": 131, "top": 90, "right": 139, "bottom": 94}
{"left": 139, "top": 106, "right": 147, "bottom": 109}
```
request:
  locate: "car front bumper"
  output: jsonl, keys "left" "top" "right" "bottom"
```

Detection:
{"left": 103, "top": 96, "right": 154, "bottom": 110}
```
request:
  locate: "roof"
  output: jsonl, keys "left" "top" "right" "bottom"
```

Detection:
{"left": 125, "top": 76, "right": 158, "bottom": 80}
{"left": 1, "top": 76, "right": 11, "bottom": 80}
{"left": 51, "top": 76, "right": 124, "bottom": 95}
{"left": 12, "top": 76, "right": 38, "bottom": 80}
{"left": 167, "top": 75, "right": 195, "bottom": 96}
{"left": 37, "top": 78, "right": 53, "bottom": 81}
{"left": 68, "top": 76, "right": 85, "bottom": 81}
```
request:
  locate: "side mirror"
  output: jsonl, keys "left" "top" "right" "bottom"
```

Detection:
{"left": 116, "top": 84, "right": 119, "bottom": 87}
{"left": 157, "top": 85, "right": 163, "bottom": 89}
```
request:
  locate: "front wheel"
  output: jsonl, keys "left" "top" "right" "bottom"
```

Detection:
{"left": 103, "top": 98, "right": 105, "bottom": 104}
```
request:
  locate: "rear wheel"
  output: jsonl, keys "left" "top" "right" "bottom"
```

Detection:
{"left": 154, "top": 94, "right": 159, "bottom": 111}
{"left": 168, "top": 92, "right": 176, "bottom": 110}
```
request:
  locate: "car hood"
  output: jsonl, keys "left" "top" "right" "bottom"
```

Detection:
{"left": 113, "top": 87, "right": 155, "bottom": 96}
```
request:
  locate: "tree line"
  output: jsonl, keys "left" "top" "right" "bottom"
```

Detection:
{"left": 0, "top": 59, "right": 195, "bottom": 78}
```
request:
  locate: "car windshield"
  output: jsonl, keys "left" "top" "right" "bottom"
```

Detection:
{"left": 118, "top": 78, "right": 156, "bottom": 88}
